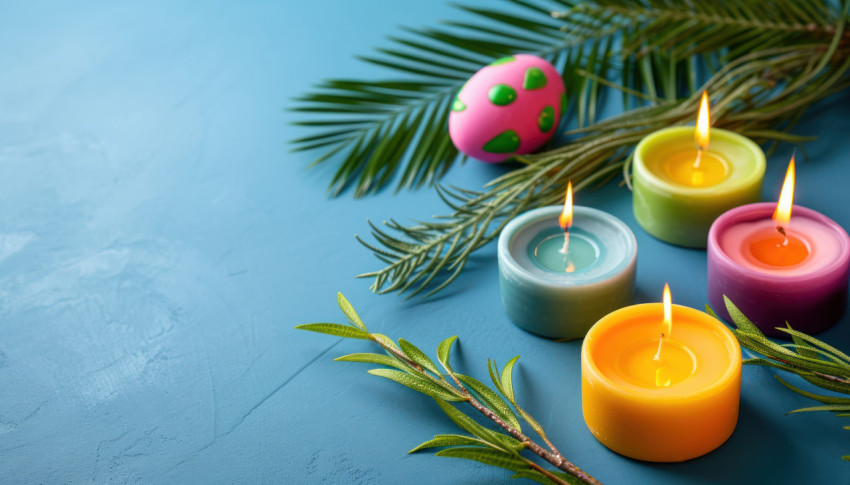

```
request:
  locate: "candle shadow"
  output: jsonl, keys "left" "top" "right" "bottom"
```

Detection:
{"left": 623, "top": 397, "right": 796, "bottom": 483}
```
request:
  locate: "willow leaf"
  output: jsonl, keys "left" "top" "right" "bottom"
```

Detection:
{"left": 777, "top": 327, "right": 850, "bottom": 364}
{"left": 500, "top": 355, "right": 521, "bottom": 403}
{"left": 788, "top": 404, "right": 850, "bottom": 414}
{"left": 437, "top": 335, "right": 459, "bottom": 373}
{"left": 368, "top": 369, "right": 463, "bottom": 402}
{"left": 337, "top": 293, "right": 367, "bottom": 331}
{"left": 335, "top": 353, "right": 408, "bottom": 372}
{"left": 294, "top": 323, "right": 371, "bottom": 340}
{"left": 434, "top": 399, "right": 523, "bottom": 454}
{"left": 776, "top": 375, "right": 850, "bottom": 405}
{"left": 409, "top": 434, "right": 489, "bottom": 453}
{"left": 456, "top": 374, "right": 522, "bottom": 431}
{"left": 724, "top": 297, "right": 762, "bottom": 335}
{"left": 371, "top": 333, "right": 402, "bottom": 352}
{"left": 435, "top": 447, "right": 527, "bottom": 471}
{"left": 399, "top": 338, "right": 442, "bottom": 375}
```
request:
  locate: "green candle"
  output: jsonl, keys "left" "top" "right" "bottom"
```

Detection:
{"left": 633, "top": 94, "right": 765, "bottom": 247}
{"left": 633, "top": 126, "right": 765, "bottom": 247}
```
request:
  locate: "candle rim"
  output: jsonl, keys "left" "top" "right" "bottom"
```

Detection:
{"left": 499, "top": 205, "right": 636, "bottom": 287}
{"left": 582, "top": 303, "right": 742, "bottom": 402}
{"left": 709, "top": 202, "right": 850, "bottom": 283}
{"left": 634, "top": 126, "right": 765, "bottom": 197}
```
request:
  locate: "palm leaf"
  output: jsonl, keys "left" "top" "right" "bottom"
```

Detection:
{"left": 354, "top": 0, "right": 850, "bottom": 297}
{"left": 291, "top": 0, "right": 685, "bottom": 197}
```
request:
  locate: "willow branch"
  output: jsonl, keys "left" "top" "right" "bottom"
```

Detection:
{"left": 369, "top": 335, "right": 601, "bottom": 485}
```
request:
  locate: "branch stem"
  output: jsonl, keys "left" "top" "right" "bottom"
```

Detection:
{"left": 370, "top": 334, "right": 601, "bottom": 485}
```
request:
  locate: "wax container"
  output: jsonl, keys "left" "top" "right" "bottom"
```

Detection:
{"left": 708, "top": 202, "right": 850, "bottom": 336}
{"left": 581, "top": 303, "right": 742, "bottom": 462}
{"left": 633, "top": 126, "right": 765, "bottom": 248}
{"left": 497, "top": 205, "right": 636, "bottom": 339}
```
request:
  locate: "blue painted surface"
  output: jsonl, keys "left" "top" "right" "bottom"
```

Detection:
{"left": 1, "top": 1, "right": 849, "bottom": 483}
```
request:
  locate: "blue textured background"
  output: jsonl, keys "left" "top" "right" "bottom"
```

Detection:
{"left": 2, "top": 1, "right": 849, "bottom": 483}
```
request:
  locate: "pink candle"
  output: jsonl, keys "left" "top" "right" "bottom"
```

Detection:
{"left": 707, "top": 159, "right": 850, "bottom": 335}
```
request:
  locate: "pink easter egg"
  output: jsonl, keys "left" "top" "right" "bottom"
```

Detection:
{"left": 448, "top": 54, "right": 566, "bottom": 163}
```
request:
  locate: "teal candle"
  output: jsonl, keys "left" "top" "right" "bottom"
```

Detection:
{"left": 528, "top": 227, "right": 599, "bottom": 273}
{"left": 498, "top": 206, "right": 637, "bottom": 339}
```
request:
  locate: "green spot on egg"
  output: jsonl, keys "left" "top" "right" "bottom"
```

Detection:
{"left": 452, "top": 97, "right": 466, "bottom": 112}
{"left": 538, "top": 105, "right": 555, "bottom": 132}
{"left": 523, "top": 67, "right": 547, "bottom": 90}
{"left": 489, "top": 84, "right": 517, "bottom": 106}
{"left": 489, "top": 56, "right": 516, "bottom": 66}
{"left": 483, "top": 130, "right": 520, "bottom": 154}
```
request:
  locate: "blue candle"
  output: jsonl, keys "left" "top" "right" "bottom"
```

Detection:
{"left": 498, "top": 202, "right": 637, "bottom": 339}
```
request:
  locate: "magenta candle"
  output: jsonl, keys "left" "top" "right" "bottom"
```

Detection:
{"left": 707, "top": 202, "right": 850, "bottom": 336}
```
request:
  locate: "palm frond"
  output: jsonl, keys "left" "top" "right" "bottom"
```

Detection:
{"left": 356, "top": 1, "right": 850, "bottom": 296}
{"left": 291, "top": 0, "right": 680, "bottom": 197}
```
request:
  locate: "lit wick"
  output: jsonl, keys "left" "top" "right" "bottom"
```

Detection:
{"left": 653, "top": 283, "right": 673, "bottom": 363}
{"left": 559, "top": 181, "right": 573, "bottom": 256}
{"left": 773, "top": 154, "right": 796, "bottom": 247}
{"left": 558, "top": 181, "right": 575, "bottom": 272}
{"left": 560, "top": 228, "right": 571, "bottom": 255}
{"left": 692, "top": 91, "right": 711, "bottom": 171}
{"left": 653, "top": 283, "right": 673, "bottom": 387}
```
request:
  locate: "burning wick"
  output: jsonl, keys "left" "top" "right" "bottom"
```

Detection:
{"left": 653, "top": 283, "right": 673, "bottom": 363}
{"left": 693, "top": 91, "right": 711, "bottom": 170}
{"left": 560, "top": 229, "right": 570, "bottom": 255}
{"left": 773, "top": 154, "right": 796, "bottom": 248}
{"left": 558, "top": 182, "right": 575, "bottom": 272}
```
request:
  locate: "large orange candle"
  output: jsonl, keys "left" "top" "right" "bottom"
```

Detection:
{"left": 581, "top": 285, "right": 742, "bottom": 462}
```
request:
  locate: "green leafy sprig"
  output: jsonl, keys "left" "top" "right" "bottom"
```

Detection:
{"left": 713, "top": 297, "right": 850, "bottom": 460}
{"left": 296, "top": 293, "right": 600, "bottom": 485}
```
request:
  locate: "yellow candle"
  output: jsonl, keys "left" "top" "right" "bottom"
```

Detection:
{"left": 581, "top": 285, "right": 742, "bottom": 462}
{"left": 661, "top": 150, "right": 728, "bottom": 187}
{"left": 632, "top": 92, "right": 765, "bottom": 247}
{"left": 661, "top": 92, "right": 729, "bottom": 188}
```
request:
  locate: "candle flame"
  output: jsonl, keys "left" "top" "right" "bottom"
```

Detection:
{"left": 559, "top": 181, "right": 573, "bottom": 231}
{"left": 662, "top": 283, "right": 672, "bottom": 337}
{"left": 773, "top": 155, "right": 796, "bottom": 227}
{"left": 695, "top": 91, "right": 710, "bottom": 151}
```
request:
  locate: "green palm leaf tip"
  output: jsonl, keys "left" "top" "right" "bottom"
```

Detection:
{"left": 355, "top": 0, "right": 850, "bottom": 299}
{"left": 290, "top": 0, "right": 652, "bottom": 198}
{"left": 720, "top": 297, "right": 850, "bottom": 460}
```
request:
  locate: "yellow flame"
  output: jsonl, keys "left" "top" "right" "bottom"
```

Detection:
{"left": 695, "top": 91, "right": 710, "bottom": 151}
{"left": 559, "top": 181, "right": 573, "bottom": 230}
{"left": 773, "top": 156, "right": 796, "bottom": 227}
{"left": 662, "top": 283, "right": 672, "bottom": 337}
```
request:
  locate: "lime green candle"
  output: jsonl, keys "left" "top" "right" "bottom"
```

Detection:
{"left": 633, "top": 126, "right": 765, "bottom": 248}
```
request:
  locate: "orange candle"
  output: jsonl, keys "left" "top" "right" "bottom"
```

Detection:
{"left": 581, "top": 284, "right": 742, "bottom": 462}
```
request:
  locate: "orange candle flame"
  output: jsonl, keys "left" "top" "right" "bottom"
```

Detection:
{"left": 773, "top": 155, "right": 796, "bottom": 227}
{"left": 653, "top": 283, "right": 673, "bottom": 386}
{"left": 559, "top": 181, "right": 573, "bottom": 231}
{"left": 695, "top": 92, "right": 710, "bottom": 151}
